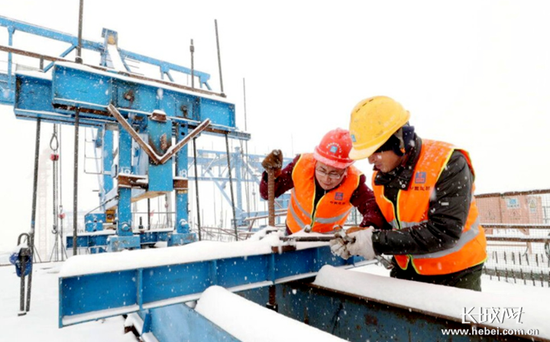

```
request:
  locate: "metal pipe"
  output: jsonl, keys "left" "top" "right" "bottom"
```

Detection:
{"left": 7, "top": 27, "right": 14, "bottom": 94}
{"left": 214, "top": 20, "right": 224, "bottom": 96}
{"left": 19, "top": 250, "right": 26, "bottom": 315}
{"left": 76, "top": 0, "right": 84, "bottom": 63}
{"left": 225, "top": 134, "right": 238, "bottom": 239}
{"left": 73, "top": 108, "right": 80, "bottom": 255}
{"left": 192, "top": 138, "right": 202, "bottom": 240}
{"left": 242, "top": 78, "right": 251, "bottom": 216}
{"left": 190, "top": 39, "right": 194, "bottom": 89}
{"left": 26, "top": 118, "right": 41, "bottom": 312}
{"left": 59, "top": 127, "right": 66, "bottom": 260}
{"left": 147, "top": 199, "right": 151, "bottom": 230}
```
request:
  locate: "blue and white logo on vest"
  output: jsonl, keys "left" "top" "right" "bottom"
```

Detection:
{"left": 335, "top": 192, "right": 344, "bottom": 200}
{"left": 415, "top": 171, "right": 426, "bottom": 184}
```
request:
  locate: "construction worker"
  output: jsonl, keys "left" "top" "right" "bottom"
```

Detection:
{"left": 259, "top": 128, "right": 386, "bottom": 235}
{"left": 330, "top": 96, "right": 487, "bottom": 291}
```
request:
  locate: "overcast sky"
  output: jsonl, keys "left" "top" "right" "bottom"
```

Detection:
{"left": 1, "top": 0, "right": 550, "bottom": 251}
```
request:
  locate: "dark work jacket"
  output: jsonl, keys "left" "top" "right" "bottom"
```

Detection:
{"left": 372, "top": 136, "right": 474, "bottom": 255}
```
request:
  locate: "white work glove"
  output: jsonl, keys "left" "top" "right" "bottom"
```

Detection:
{"left": 329, "top": 232, "right": 351, "bottom": 260}
{"left": 346, "top": 227, "right": 376, "bottom": 260}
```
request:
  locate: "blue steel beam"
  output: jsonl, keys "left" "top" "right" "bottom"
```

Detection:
{"left": 58, "top": 244, "right": 364, "bottom": 327}
{"left": 241, "top": 281, "right": 523, "bottom": 342}
{"left": 0, "top": 15, "right": 211, "bottom": 88}
{"left": 13, "top": 64, "right": 250, "bottom": 140}
{"left": 136, "top": 306, "right": 240, "bottom": 342}
{"left": 0, "top": 15, "right": 103, "bottom": 51}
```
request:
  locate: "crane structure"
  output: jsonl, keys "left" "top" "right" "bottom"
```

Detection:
{"left": 0, "top": 15, "right": 292, "bottom": 253}
{"left": 3, "top": 14, "right": 544, "bottom": 342}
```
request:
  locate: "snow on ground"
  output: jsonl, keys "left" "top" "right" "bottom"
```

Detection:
{"left": 1, "top": 258, "right": 549, "bottom": 341}
{"left": 0, "top": 262, "right": 135, "bottom": 342}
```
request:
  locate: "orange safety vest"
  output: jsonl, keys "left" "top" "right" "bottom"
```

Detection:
{"left": 372, "top": 140, "right": 487, "bottom": 275}
{"left": 287, "top": 154, "right": 361, "bottom": 233}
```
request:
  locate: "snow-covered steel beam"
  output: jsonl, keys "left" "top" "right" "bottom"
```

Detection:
{"left": 58, "top": 237, "right": 364, "bottom": 328}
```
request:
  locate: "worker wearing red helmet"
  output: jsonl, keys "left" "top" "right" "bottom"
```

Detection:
{"left": 260, "top": 128, "right": 386, "bottom": 234}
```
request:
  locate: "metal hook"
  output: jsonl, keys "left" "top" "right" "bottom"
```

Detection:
{"left": 50, "top": 126, "right": 59, "bottom": 152}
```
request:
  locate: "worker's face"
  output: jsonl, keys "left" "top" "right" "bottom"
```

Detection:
{"left": 368, "top": 150, "right": 404, "bottom": 173}
{"left": 315, "top": 162, "right": 347, "bottom": 190}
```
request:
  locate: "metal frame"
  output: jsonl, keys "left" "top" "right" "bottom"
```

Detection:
{"left": 9, "top": 32, "right": 248, "bottom": 251}
{"left": 59, "top": 245, "right": 364, "bottom": 327}
{"left": 0, "top": 15, "right": 212, "bottom": 104}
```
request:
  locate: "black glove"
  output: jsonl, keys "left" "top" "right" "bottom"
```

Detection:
{"left": 262, "top": 149, "right": 283, "bottom": 171}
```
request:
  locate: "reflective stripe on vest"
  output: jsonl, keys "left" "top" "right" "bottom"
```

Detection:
{"left": 288, "top": 189, "right": 353, "bottom": 228}
{"left": 286, "top": 154, "right": 360, "bottom": 233}
{"left": 373, "top": 140, "right": 487, "bottom": 275}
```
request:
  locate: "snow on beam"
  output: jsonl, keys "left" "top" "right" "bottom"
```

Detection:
{"left": 196, "top": 285, "right": 346, "bottom": 342}
{"left": 58, "top": 234, "right": 363, "bottom": 327}
{"left": 314, "top": 265, "right": 550, "bottom": 340}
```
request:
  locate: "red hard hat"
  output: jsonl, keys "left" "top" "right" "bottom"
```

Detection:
{"left": 313, "top": 128, "right": 354, "bottom": 169}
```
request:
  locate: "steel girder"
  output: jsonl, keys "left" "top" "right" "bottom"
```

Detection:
{"left": 58, "top": 244, "right": 364, "bottom": 328}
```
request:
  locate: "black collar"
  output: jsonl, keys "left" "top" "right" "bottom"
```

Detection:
{"left": 374, "top": 136, "right": 422, "bottom": 190}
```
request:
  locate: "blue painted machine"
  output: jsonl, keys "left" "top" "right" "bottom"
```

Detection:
{"left": 2, "top": 14, "right": 250, "bottom": 252}
{"left": 3, "top": 15, "right": 544, "bottom": 342}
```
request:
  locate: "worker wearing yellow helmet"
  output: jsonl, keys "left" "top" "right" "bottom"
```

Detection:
{"left": 330, "top": 96, "right": 487, "bottom": 291}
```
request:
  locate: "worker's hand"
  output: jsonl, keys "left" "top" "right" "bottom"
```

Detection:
{"left": 346, "top": 227, "right": 376, "bottom": 260}
{"left": 329, "top": 232, "right": 351, "bottom": 260}
{"left": 262, "top": 149, "right": 283, "bottom": 173}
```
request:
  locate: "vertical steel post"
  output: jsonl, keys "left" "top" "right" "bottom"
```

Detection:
{"left": 214, "top": 20, "right": 225, "bottom": 96}
{"left": 26, "top": 119, "right": 41, "bottom": 312}
{"left": 242, "top": 78, "right": 251, "bottom": 215}
{"left": 19, "top": 257, "right": 26, "bottom": 315}
{"left": 234, "top": 147, "right": 243, "bottom": 221}
{"left": 76, "top": 0, "right": 84, "bottom": 63}
{"left": 192, "top": 138, "right": 202, "bottom": 240}
{"left": 190, "top": 40, "right": 194, "bottom": 89}
{"left": 7, "top": 27, "right": 14, "bottom": 97}
{"left": 175, "top": 124, "right": 190, "bottom": 240}
{"left": 147, "top": 199, "right": 151, "bottom": 230}
{"left": 72, "top": 109, "right": 80, "bottom": 255}
{"left": 225, "top": 134, "right": 238, "bottom": 239}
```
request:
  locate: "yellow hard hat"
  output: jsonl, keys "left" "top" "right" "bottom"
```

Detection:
{"left": 348, "top": 96, "right": 410, "bottom": 160}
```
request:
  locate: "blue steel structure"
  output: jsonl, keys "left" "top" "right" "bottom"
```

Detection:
{"left": 187, "top": 147, "right": 291, "bottom": 226}
{"left": 1, "top": 15, "right": 249, "bottom": 252}
{"left": 59, "top": 245, "right": 360, "bottom": 327}
{"left": 1, "top": 15, "right": 289, "bottom": 253}
{"left": 0, "top": 15, "right": 211, "bottom": 105}
{"left": 6, "top": 15, "right": 533, "bottom": 342}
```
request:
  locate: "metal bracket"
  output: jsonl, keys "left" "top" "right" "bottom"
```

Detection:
{"left": 107, "top": 104, "right": 211, "bottom": 165}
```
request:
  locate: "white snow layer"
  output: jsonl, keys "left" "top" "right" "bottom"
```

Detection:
{"left": 195, "top": 285, "right": 345, "bottom": 342}
{"left": 59, "top": 229, "right": 329, "bottom": 277}
{"left": 314, "top": 265, "right": 550, "bottom": 339}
